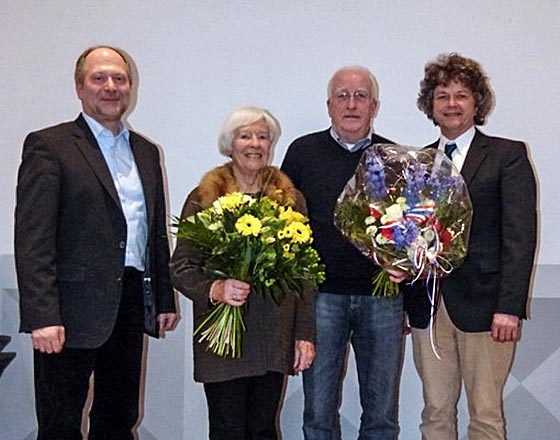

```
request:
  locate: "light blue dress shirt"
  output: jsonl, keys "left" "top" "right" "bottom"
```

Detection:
{"left": 82, "top": 113, "right": 148, "bottom": 270}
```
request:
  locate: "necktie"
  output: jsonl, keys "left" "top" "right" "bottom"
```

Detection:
{"left": 445, "top": 142, "right": 457, "bottom": 160}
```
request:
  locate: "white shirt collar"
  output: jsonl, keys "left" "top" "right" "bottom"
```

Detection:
{"left": 330, "top": 127, "right": 374, "bottom": 152}
{"left": 438, "top": 126, "right": 476, "bottom": 156}
{"left": 82, "top": 112, "right": 129, "bottom": 141}
{"left": 438, "top": 126, "right": 476, "bottom": 172}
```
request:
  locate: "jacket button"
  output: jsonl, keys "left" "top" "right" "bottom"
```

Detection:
{"left": 119, "top": 241, "right": 126, "bottom": 249}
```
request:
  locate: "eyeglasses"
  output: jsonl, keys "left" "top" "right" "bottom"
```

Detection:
{"left": 332, "top": 90, "right": 372, "bottom": 103}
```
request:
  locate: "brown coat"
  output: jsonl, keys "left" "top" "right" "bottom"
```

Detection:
{"left": 170, "top": 163, "right": 315, "bottom": 383}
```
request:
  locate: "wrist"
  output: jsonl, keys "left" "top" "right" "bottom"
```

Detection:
{"left": 209, "top": 281, "right": 220, "bottom": 305}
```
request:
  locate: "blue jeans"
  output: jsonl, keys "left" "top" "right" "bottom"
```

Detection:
{"left": 303, "top": 292, "right": 404, "bottom": 440}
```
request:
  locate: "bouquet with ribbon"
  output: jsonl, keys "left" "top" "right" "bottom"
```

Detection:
{"left": 173, "top": 192, "right": 325, "bottom": 358}
{"left": 335, "top": 144, "right": 473, "bottom": 297}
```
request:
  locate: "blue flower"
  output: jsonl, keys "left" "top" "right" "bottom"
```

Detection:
{"left": 392, "top": 219, "right": 419, "bottom": 250}
{"left": 363, "top": 152, "right": 387, "bottom": 200}
{"left": 403, "top": 163, "right": 427, "bottom": 206}
{"left": 428, "top": 172, "right": 462, "bottom": 203}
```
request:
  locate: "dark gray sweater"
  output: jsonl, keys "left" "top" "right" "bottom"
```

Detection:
{"left": 281, "top": 129, "right": 394, "bottom": 295}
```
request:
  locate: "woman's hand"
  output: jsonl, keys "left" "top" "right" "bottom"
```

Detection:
{"left": 210, "top": 279, "right": 251, "bottom": 306}
{"left": 293, "top": 340, "right": 315, "bottom": 374}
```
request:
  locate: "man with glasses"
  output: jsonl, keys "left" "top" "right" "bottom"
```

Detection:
{"left": 281, "top": 66, "right": 404, "bottom": 439}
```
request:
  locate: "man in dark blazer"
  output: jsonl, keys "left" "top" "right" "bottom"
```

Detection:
{"left": 15, "top": 46, "right": 177, "bottom": 439}
{"left": 405, "top": 53, "right": 537, "bottom": 440}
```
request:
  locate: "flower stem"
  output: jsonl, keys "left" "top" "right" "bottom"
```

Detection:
{"left": 371, "top": 270, "right": 400, "bottom": 297}
{"left": 194, "top": 303, "right": 247, "bottom": 358}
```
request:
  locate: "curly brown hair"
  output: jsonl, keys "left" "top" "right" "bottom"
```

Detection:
{"left": 417, "top": 53, "right": 493, "bottom": 126}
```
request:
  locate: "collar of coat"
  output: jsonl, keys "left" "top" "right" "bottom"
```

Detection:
{"left": 196, "top": 162, "right": 298, "bottom": 209}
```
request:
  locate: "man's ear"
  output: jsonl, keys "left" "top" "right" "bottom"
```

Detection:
{"left": 76, "top": 83, "right": 83, "bottom": 100}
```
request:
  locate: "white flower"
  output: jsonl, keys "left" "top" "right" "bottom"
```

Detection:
{"left": 382, "top": 203, "right": 404, "bottom": 224}
{"left": 375, "top": 233, "right": 391, "bottom": 245}
{"left": 396, "top": 196, "right": 409, "bottom": 210}
{"left": 208, "top": 221, "right": 223, "bottom": 231}
{"left": 407, "top": 236, "right": 427, "bottom": 261}
{"left": 243, "top": 194, "right": 255, "bottom": 205}
{"left": 212, "top": 200, "right": 224, "bottom": 214}
{"left": 422, "top": 228, "right": 436, "bottom": 243}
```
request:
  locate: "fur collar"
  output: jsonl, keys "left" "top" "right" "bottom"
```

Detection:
{"left": 197, "top": 163, "right": 298, "bottom": 208}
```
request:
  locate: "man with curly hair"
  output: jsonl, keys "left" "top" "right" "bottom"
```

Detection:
{"left": 405, "top": 53, "right": 537, "bottom": 439}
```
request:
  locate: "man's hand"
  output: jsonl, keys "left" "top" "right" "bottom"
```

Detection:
{"left": 491, "top": 313, "right": 521, "bottom": 343}
{"left": 31, "top": 325, "right": 65, "bottom": 354}
{"left": 293, "top": 340, "right": 315, "bottom": 375}
{"left": 157, "top": 313, "right": 178, "bottom": 338}
{"left": 385, "top": 267, "right": 408, "bottom": 283}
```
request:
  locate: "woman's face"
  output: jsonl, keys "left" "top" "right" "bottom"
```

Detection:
{"left": 231, "top": 119, "right": 271, "bottom": 173}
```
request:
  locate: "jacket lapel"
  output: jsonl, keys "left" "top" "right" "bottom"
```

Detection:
{"left": 425, "top": 130, "right": 488, "bottom": 186}
{"left": 72, "top": 115, "right": 122, "bottom": 208}
{"left": 130, "top": 133, "right": 156, "bottom": 229}
{"left": 460, "top": 129, "right": 488, "bottom": 185}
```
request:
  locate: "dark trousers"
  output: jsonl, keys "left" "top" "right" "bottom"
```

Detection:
{"left": 34, "top": 268, "right": 144, "bottom": 440}
{"left": 203, "top": 372, "right": 285, "bottom": 440}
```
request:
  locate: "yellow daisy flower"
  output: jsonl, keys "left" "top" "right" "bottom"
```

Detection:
{"left": 215, "top": 192, "right": 250, "bottom": 212}
{"left": 235, "top": 214, "right": 262, "bottom": 236}
{"left": 279, "top": 226, "right": 292, "bottom": 239}
{"left": 288, "top": 221, "right": 311, "bottom": 244}
{"left": 279, "top": 206, "right": 306, "bottom": 224}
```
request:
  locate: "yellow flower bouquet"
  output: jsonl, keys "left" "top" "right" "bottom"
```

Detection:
{"left": 173, "top": 192, "right": 325, "bottom": 358}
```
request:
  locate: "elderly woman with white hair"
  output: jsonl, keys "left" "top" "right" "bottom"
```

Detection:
{"left": 170, "top": 106, "right": 316, "bottom": 440}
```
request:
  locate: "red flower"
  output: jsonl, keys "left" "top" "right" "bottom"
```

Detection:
{"left": 438, "top": 228, "right": 452, "bottom": 245}
{"left": 369, "top": 204, "right": 383, "bottom": 220}
{"left": 380, "top": 227, "right": 393, "bottom": 240}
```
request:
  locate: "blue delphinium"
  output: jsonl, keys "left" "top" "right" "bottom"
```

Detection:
{"left": 428, "top": 172, "right": 461, "bottom": 203}
{"left": 403, "top": 163, "right": 428, "bottom": 206}
{"left": 392, "top": 219, "right": 419, "bottom": 251}
{"left": 363, "top": 152, "right": 387, "bottom": 200}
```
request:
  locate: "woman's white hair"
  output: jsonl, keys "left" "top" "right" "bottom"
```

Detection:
{"left": 218, "top": 106, "right": 282, "bottom": 162}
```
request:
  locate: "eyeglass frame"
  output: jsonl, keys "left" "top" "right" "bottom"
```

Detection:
{"left": 331, "top": 89, "right": 375, "bottom": 104}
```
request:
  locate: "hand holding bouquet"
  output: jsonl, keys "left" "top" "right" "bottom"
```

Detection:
{"left": 334, "top": 144, "right": 473, "bottom": 296}
{"left": 173, "top": 192, "right": 325, "bottom": 358}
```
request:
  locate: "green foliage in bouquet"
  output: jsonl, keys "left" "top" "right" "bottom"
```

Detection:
{"left": 173, "top": 192, "right": 325, "bottom": 358}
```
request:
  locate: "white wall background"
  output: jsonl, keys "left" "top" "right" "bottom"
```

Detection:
{"left": 1, "top": 1, "right": 559, "bottom": 439}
